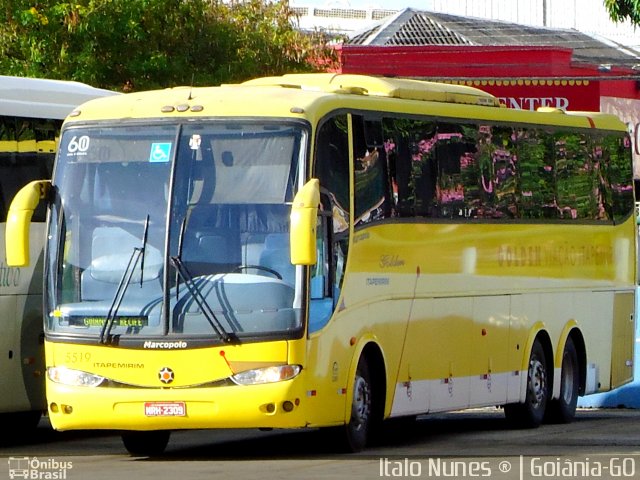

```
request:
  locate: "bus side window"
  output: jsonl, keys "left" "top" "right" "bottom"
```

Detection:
{"left": 599, "top": 132, "right": 634, "bottom": 222}
{"left": 382, "top": 117, "right": 438, "bottom": 217}
{"left": 464, "top": 124, "right": 518, "bottom": 219}
{"left": 312, "top": 114, "right": 351, "bottom": 333}
{"left": 315, "top": 115, "right": 350, "bottom": 234}
{"left": 352, "top": 115, "right": 392, "bottom": 226}
{"left": 553, "top": 130, "right": 596, "bottom": 220}
{"left": 0, "top": 117, "right": 56, "bottom": 222}
{"left": 384, "top": 132, "right": 412, "bottom": 216}
{"left": 433, "top": 123, "right": 467, "bottom": 218}
{"left": 517, "top": 128, "right": 556, "bottom": 219}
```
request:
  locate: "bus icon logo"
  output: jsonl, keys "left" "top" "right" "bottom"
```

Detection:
{"left": 8, "top": 457, "right": 29, "bottom": 479}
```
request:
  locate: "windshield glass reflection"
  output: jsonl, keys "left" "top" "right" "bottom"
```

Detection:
{"left": 47, "top": 122, "right": 305, "bottom": 342}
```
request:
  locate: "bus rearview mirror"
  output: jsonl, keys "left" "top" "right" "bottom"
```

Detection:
{"left": 6, "top": 180, "right": 51, "bottom": 267}
{"left": 290, "top": 179, "right": 320, "bottom": 265}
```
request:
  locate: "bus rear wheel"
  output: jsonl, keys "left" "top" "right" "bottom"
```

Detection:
{"left": 504, "top": 339, "right": 549, "bottom": 428}
{"left": 545, "top": 337, "right": 579, "bottom": 424}
{"left": 121, "top": 430, "right": 171, "bottom": 456}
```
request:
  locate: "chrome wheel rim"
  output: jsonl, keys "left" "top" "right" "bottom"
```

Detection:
{"left": 352, "top": 375, "right": 371, "bottom": 431}
{"left": 529, "top": 358, "right": 546, "bottom": 408}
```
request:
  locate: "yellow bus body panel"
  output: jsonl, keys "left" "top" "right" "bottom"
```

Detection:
{"left": 305, "top": 214, "right": 635, "bottom": 417}
{"left": 45, "top": 340, "right": 316, "bottom": 431}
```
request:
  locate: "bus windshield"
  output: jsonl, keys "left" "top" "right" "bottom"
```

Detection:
{"left": 46, "top": 121, "right": 305, "bottom": 342}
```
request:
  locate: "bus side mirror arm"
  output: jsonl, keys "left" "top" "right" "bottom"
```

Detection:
{"left": 6, "top": 180, "right": 51, "bottom": 267}
{"left": 290, "top": 178, "right": 320, "bottom": 265}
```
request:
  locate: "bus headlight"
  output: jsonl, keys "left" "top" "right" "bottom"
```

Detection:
{"left": 48, "top": 366, "right": 105, "bottom": 387}
{"left": 231, "top": 364, "right": 302, "bottom": 385}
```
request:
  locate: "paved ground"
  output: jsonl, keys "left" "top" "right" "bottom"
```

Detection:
{"left": 1, "top": 408, "right": 639, "bottom": 479}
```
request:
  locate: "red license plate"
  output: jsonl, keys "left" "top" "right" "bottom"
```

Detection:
{"left": 144, "top": 401, "right": 186, "bottom": 417}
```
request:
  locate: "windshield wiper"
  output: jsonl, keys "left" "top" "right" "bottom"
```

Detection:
{"left": 170, "top": 255, "right": 235, "bottom": 343}
{"left": 139, "top": 214, "right": 150, "bottom": 287}
{"left": 99, "top": 215, "right": 149, "bottom": 344}
{"left": 174, "top": 218, "right": 187, "bottom": 299}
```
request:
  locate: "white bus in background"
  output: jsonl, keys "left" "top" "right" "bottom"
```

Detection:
{"left": 0, "top": 76, "right": 117, "bottom": 432}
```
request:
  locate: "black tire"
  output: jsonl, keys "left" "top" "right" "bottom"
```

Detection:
{"left": 6, "top": 410, "right": 42, "bottom": 430}
{"left": 1, "top": 411, "right": 41, "bottom": 442}
{"left": 320, "top": 355, "right": 384, "bottom": 453}
{"left": 121, "top": 430, "right": 171, "bottom": 456}
{"left": 341, "top": 358, "right": 373, "bottom": 452}
{"left": 504, "top": 339, "right": 549, "bottom": 428}
{"left": 545, "top": 337, "right": 579, "bottom": 424}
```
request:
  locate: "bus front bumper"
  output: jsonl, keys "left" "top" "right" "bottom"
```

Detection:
{"left": 46, "top": 378, "right": 309, "bottom": 431}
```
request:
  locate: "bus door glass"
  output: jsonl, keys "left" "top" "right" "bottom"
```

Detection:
{"left": 312, "top": 115, "right": 351, "bottom": 332}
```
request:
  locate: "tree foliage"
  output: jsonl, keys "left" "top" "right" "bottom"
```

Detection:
{"left": 604, "top": 0, "right": 640, "bottom": 25}
{"left": 0, "top": 0, "right": 339, "bottom": 91}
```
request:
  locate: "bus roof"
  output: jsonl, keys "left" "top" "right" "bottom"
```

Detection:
{"left": 240, "top": 73, "right": 501, "bottom": 107}
{"left": 0, "top": 75, "right": 118, "bottom": 120}
{"left": 66, "top": 73, "right": 626, "bottom": 132}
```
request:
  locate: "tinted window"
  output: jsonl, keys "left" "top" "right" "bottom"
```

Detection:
{"left": 0, "top": 116, "right": 58, "bottom": 221}
{"left": 379, "top": 115, "right": 632, "bottom": 223}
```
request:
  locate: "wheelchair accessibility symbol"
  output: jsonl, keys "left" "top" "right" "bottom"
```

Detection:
{"left": 149, "top": 142, "right": 172, "bottom": 163}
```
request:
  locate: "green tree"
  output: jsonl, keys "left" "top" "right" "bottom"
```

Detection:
{"left": 604, "top": 0, "right": 640, "bottom": 25}
{"left": 0, "top": 0, "right": 338, "bottom": 91}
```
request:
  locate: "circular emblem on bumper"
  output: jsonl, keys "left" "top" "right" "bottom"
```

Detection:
{"left": 158, "top": 367, "right": 174, "bottom": 384}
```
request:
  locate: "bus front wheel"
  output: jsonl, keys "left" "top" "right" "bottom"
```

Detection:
{"left": 504, "top": 339, "right": 549, "bottom": 428}
{"left": 121, "top": 430, "right": 171, "bottom": 456}
{"left": 343, "top": 358, "right": 373, "bottom": 452}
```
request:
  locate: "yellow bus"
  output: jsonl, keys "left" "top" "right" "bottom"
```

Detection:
{"left": 6, "top": 73, "right": 635, "bottom": 454}
{"left": 0, "top": 75, "right": 116, "bottom": 433}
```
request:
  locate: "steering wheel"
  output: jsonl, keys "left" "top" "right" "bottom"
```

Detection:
{"left": 233, "top": 264, "right": 282, "bottom": 280}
